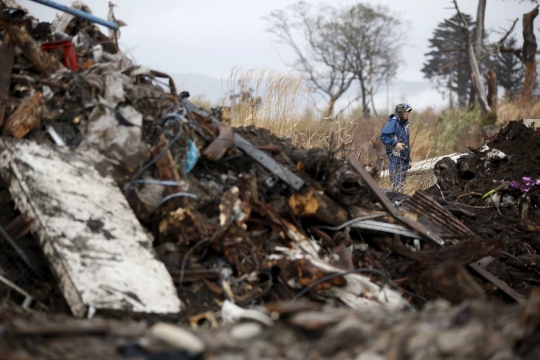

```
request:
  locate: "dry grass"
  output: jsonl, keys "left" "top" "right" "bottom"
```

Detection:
{"left": 223, "top": 69, "right": 443, "bottom": 161}
{"left": 497, "top": 99, "right": 540, "bottom": 126}
{"left": 225, "top": 68, "right": 304, "bottom": 133}
{"left": 224, "top": 69, "right": 364, "bottom": 152}
{"left": 217, "top": 69, "right": 540, "bottom": 195}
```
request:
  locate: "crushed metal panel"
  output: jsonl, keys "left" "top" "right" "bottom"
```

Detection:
{"left": 0, "top": 138, "right": 182, "bottom": 317}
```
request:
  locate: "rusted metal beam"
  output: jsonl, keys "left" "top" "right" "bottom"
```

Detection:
{"left": 236, "top": 134, "right": 305, "bottom": 191}
{"left": 347, "top": 155, "right": 445, "bottom": 246}
{"left": 468, "top": 262, "right": 526, "bottom": 304}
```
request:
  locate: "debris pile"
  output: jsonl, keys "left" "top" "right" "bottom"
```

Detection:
{"left": 2, "top": 298, "right": 540, "bottom": 360}
{"left": 0, "top": 0, "right": 482, "bottom": 317}
{"left": 427, "top": 120, "right": 540, "bottom": 298}
{"left": 0, "top": 2, "right": 539, "bottom": 359}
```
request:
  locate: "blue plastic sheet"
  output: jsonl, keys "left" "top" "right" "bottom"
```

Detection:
{"left": 185, "top": 140, "right": 199, "bottom": 174}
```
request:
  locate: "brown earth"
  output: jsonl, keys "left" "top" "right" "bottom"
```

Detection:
{"left": 426, "top": 120, "right": 540, "bottom": 297}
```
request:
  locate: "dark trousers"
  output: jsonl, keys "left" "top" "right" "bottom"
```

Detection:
{"left": 388, "top": 156, "right": 408, "bottom": 192}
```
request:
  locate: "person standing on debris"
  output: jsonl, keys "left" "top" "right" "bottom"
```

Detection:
{"left": 380, "top": 103, "right": 412, "bottom": 192}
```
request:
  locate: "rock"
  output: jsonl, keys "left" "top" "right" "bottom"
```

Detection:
{"left": 231, "top": 322, "right": 264, "bottom": 340}
{"left": 356, "top": 352, "right": 386, "bottom": 360}
{"left": 149, "top": 323, "right": 205, "bottom": 354}
{"left": 318, "top": 318, "right": 367, "bottom": 356}
{"left": 436, "top": 323, "right": 484, "bottom": 356}
{"left": 288, "top": 311, "right": 342, "bottom": 330}
{"left": 221, "top": 300, "right": 274, "bottom": 327}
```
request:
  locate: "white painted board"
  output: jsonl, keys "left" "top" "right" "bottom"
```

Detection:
{"left": 379, "top": 152, "right": 468, "bottom": 178}
{"left": 0, "top": 138, "right": 182, "bottom": 317}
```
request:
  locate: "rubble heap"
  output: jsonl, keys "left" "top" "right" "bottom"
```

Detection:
{"left": 2, "top": 298, "right": 540, "bottom": 360}
{"left": 427, "top": 120, "right": 540, "bottom": 298}
{"left": 0, "top": 0, "right": 484, "bottom": 316}
{"left": 0, "top": 2, "right": 539, "bottom": 359}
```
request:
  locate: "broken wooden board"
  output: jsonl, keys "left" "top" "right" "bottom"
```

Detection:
{"left": 0, "top": 138, "right": 182, "bottom": 317}
{"left": 0, "top": 34, "right": 15, "bottom": 127}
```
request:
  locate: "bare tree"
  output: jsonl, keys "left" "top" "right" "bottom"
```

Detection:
{"left": 469, "top": 1, "right": 539, "bottom": 105}
{"left": 265, "top": 2, "right": 401, "bottom": 119}
{"left": 265, "top": 2, "right": 354, "bottom": 119}
{"left": 495, "top": 5, "right": 538, "bottom": 102}
{"left": 333, "top": 4, "right": 401, "bottom": 117}
{"left": 471, "top": 0, "right": 487, "bottom": 109}
{"left": 446, "top": 0, "right": 492, "bottom": 115}
{"left": 475, "top": 0, "right": 487, "bottom": 70}
{"left": 486, "top": 68, "right": 498, "bottom": 112}
{"left": 521, "top": 6, "right": 538, "bottom": 102}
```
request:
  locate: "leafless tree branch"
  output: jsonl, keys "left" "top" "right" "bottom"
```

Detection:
{"left": 265, "top": 2, "right": 401, "bottom": 119}
{"left": 445, "top": 0, "right": 491, "bottom": 114}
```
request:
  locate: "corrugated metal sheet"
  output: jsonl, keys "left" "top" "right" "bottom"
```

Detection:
{"left": 401, "top": 190, "right": 476, "bottom": 242}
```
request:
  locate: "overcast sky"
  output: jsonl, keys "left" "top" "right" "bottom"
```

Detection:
{"left": 20, "top": 0, "right": 540, "bottom": 109}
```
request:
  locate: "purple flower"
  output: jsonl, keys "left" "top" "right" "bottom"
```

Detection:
{"left": 509, "top": 177, "right": 540, "bottom": 193}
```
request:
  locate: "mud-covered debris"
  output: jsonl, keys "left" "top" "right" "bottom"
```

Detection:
{"left": 1, "top": 2, "right": 540, "bottom": 358}
{"left": 427, "top": 120, "right": 540, "bottom": 299}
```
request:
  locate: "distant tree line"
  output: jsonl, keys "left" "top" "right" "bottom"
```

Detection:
{"left": 266, "top": 0, "right": 539, "bottom": 119}
{"left": 423, "top": 0, "right": 539, "bottom": 116}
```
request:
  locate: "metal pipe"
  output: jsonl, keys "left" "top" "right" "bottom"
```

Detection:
{"left": 28, "top": 0, "right": 120, "bottom": 30}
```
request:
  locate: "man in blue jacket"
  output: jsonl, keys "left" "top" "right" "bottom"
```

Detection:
{"left": 380, "top": 104, "right": 412, "bottom": 192}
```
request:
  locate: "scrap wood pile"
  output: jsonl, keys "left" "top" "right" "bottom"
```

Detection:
{"left": 0, "top": 1, "right": 539, "bottom": 359}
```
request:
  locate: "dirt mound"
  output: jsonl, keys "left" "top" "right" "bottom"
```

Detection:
{"left": 427, "top": 120, "right": 540, "bottom": 296}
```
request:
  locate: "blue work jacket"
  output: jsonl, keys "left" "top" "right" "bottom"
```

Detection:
{"left": 380, "top": 114, "right": 410, "bottom": 163}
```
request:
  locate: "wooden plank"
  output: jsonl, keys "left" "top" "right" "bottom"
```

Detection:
{"left": 3, "top": 92, "right": 43, "bottom": 138}
{"left": 0, "top": 35, "right": 15, "bottom": 127}
{"left": 0, "top": 138, "right": 182, "bottom": 317}
{"left": 348, "top": 156, "right": 399, "bottom": 217}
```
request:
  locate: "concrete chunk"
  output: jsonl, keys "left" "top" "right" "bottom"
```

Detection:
{"left": 0, "top": 138, "right": 182, "bottom": 317}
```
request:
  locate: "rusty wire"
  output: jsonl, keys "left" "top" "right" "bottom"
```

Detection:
{"left": 179, "top": 238, "right": 212, "bottom": 287}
